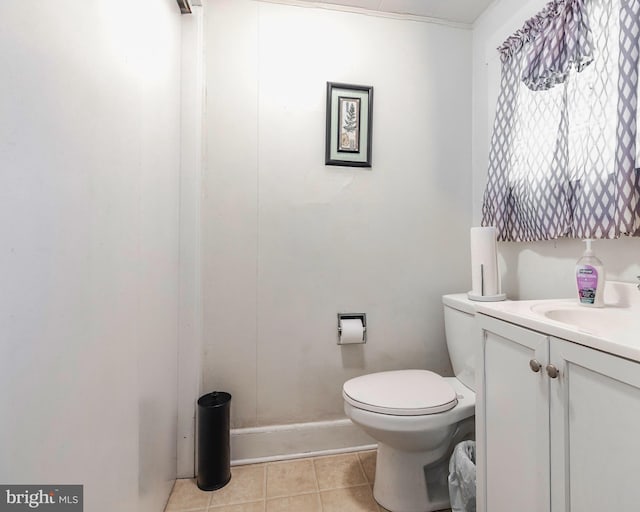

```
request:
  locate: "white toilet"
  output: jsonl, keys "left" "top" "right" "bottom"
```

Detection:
{"left": 342, "top": 294, "right": 478, "bottom": 512}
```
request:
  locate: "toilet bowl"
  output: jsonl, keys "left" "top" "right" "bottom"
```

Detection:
{"left": 342, "top": 294, "right": 478, "bottom": 512}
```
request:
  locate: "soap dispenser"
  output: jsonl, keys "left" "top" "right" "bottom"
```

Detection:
{"left": 575, "top": 239, "right": 605, "bottom": 307}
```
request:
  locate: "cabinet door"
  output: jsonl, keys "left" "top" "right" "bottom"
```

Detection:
{"left": 477, "top": 316, "right": 550, "bottom": 512}
{"left": 550, "top": 338, "right": 640, "bottom": 512}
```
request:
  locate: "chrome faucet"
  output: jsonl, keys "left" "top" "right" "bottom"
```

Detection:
{"left": 637, "top": 276, "right": 640, "bottom": 291}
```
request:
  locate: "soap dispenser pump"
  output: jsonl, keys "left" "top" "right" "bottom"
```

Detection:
{"left": 576, "top": 239, "right": 605, "bottom": 307}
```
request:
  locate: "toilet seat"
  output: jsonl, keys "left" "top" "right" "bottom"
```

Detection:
{"left": 342, "top": 369, "right": 458, "bottom": 416}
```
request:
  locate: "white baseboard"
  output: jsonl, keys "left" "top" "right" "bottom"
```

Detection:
{"left": 230, "top": 418, "right": 376, "bottom": 465}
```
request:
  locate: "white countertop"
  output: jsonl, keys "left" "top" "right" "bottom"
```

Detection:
{"left": 475, "top": 281, "right": 640, "bottom": 363}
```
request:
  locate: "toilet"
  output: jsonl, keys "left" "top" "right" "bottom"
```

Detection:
{"left": 342, "top": 294, "right": 478, "bottom": 512}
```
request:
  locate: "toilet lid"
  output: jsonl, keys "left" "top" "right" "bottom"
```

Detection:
{"left": 343, "top": 369, "right": 457, "bottom": 416}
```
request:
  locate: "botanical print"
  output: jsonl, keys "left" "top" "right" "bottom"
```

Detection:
{"left": 338, "top": 96, "right": 360, "bottom": 152}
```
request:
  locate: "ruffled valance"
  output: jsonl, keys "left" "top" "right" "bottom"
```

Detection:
{"left": 498, "top": 0, "right": 594, "bottom": 91}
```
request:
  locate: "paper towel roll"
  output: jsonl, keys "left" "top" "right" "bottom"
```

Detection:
{"left": 340, "top": 318, "right": 364, "bottom": 344}
{"left": 470, "top": 226, "right": 499, "bottom": 297}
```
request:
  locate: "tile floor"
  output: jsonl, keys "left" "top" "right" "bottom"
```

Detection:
{"left": 164, "top": 450, "right": 452, "bottom": 512}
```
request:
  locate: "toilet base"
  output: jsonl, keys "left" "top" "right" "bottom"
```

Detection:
{"left": 372, "top": 417, "right": 475, "bottom": 512}
{"left": 372, "top": 443, "right": 449, "bottom": 512}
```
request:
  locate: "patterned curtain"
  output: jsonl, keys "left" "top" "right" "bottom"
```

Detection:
{"left": 482, "top": 0, "right": 640, "bottom": 241}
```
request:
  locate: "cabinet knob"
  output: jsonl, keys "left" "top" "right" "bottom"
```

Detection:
{"left": 529, "top": 359, "right": 542, "bottom": 373}
{"left": 546, "top": 364, "right": 559, "bottom": 378}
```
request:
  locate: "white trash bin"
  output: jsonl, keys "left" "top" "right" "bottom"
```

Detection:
{"left": 448, "top": 440, "right": 476, "bottom": 512}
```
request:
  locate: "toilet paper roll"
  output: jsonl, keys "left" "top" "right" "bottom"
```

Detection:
{"left": 470, "top": 226, "right": 499, "bottom": 297}
{"left": 340, "top": 318, "right": 364, "bottom": 344}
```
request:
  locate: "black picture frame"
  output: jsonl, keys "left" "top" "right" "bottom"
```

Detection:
{"left": 325, "top": 82, "right": 373, "bottom": 167}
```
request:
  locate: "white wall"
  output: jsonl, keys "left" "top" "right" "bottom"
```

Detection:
{"left": 471, "top": 0, "right": 640, "bottom": 300}
{"left": 0, "top": 2, "right": 181, "bottom": 511}
{"left": 203, "top": 1, "right": 473, "bottom": 430}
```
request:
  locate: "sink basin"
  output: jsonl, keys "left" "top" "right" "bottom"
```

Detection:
{"left": 530, "top": 302, "right": 636, "bottom": 337}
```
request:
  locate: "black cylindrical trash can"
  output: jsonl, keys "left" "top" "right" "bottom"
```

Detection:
{"left": 197, "top": 391, "right": 232, "bottom": 491}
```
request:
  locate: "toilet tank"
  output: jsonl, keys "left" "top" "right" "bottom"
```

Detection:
{"left": 442, "top": 294, "right": 478, "bottom": 391}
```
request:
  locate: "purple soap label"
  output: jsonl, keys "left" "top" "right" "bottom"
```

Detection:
{"left": 576, "top": 265, "right": 598, "bottom": 304}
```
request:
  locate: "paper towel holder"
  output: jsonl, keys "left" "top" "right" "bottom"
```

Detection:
{"left": 467, "top": 264, "right": 507, "bottom": 302}
{"left": 337, "top": 313, "right": 367, "bottom": 345}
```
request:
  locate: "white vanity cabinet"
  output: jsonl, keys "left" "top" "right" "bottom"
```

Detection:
{"left": 477, "top": 314, "right": 640, "bottom": 512}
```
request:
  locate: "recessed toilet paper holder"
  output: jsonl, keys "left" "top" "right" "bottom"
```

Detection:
{"left": 337, "top": 313, "right": 367, "bottom": 345}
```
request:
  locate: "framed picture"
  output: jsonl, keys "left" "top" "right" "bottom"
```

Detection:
{"left": 325, "top": 82, "right": 373, "bottom": 167}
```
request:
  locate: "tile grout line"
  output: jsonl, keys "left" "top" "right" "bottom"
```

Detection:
{"left": 262, "top": 462, "right": 268, "bottom": 512}
{"left": 356, "top": 451, "right": 382, "bottom": 512}
{"left": 310, "top": 457, "right": 321, "bottom": 493}
{"left": 356, "top": 451, "right": 368, "bottom": 483}
{"left": 310, "top": 457, "right": 323, "bottom": 511}
{"left": 206, "top": 479, "right": 213, "bottom": 510}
